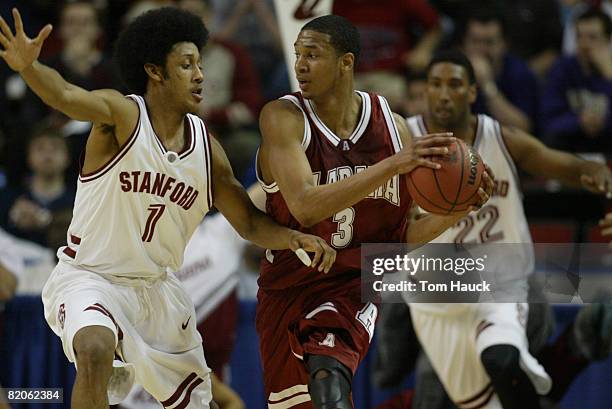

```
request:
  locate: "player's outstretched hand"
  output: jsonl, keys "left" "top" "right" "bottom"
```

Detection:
{"left": 289, "top": 232, "right": 336, "bottom": 274}
{"left": 581, "top": 164, "right": 612, "bottom": 198}
{"left": 392, "top": 133, "right": 455, "bottom": 174}
{"left": 0, "top": 8, "right": 52, "bottom": 72}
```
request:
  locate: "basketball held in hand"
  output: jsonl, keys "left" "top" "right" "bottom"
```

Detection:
{"left": 407, "top": 139, "right": 484, "bottom": 214}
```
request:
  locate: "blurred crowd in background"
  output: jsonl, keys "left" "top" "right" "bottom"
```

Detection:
{"left": 0, "top": 0, "right": 611, "bottom": 351}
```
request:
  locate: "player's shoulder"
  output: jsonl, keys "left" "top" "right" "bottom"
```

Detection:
{"left": 92, "top": 89, "right": 139, "bottom": 123}
{"left": 259, "top": 97, "right": 306, "bottom": 142}
{"left": 260, "top": 97, "right": 304, "bottom": 120}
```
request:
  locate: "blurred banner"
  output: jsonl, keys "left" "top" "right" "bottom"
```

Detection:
{"left": 273, "top": 0, "right": 334, "bottom": 91}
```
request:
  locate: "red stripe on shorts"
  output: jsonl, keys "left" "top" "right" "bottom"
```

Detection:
{"left": 161, "top": 372, "right": 197, "bottom": 407}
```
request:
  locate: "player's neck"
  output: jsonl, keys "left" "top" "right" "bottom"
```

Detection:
{"left": 144, "top": 93, "right": 186, "bottom": 149}
{"left": 310, "top": 88, "right": 360, "bottom": 139}
{"left": 426, "top": 114, "right": 474, "bottom": 145}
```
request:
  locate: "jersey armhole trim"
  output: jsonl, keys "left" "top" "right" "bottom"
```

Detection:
{"left": 495, "top": 121, "right": 523, "bottom": 198}
{"left": 201, "top": 121, "right": 214, "bottom": 209}
{"left": 280, "top": 95, "right": 312, "bottom": 149}
{"left": 255, "top": 149, "right": 279, "bottom": 193}
{"left": 79, "top": 96, "right": 141, "bottom": 183}
{"left": 378, "top": 95, "right": 403, "bottom": 153}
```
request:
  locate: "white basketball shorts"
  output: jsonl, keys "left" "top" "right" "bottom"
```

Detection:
{"left": 410, "top": 303, "right": 551, "bottom": 409}
{"left": 42, "top": 261, "right": 212, "bottom": 408}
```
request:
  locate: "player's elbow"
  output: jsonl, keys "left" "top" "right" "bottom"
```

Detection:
{"left": 288, "top": 204, "right": 317, "bottom": 228}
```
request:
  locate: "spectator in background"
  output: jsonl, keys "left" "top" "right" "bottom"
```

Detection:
{"left": 211, "top": 0, "right": 288, "bottom": 100}
{"left": 460, "top": 10, "right": 539, "bottom": 132}
{"left": 402, "top": 71, "right": 429, "bottom": 117}
{"left": 333, "top": 0, "right": 442, "bottom": 74}
{"left": 502, "top": 0, "right": 563, "bottom": 78}
{"left": 561, "top": 0, "right": 612, "bottom": 55}
{"left": 0, "top": 125, "right": 74, "bottom": 249}
{"left": 12, "top": 1, "right": 119, "bottom": 125}
{"left": 180, "top": 0, "right": 263, "bottom": 183}
{"left": 541, "top": 8, "right": 612, "bottom": 153}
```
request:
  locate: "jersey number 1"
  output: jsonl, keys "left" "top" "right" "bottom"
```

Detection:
{"left": 142, "top": 204, "right": 166, "bottom": 242}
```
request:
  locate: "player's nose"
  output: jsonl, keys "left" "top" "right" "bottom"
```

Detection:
{"left": 194, "top": 66, "right": 204, "bottom": 83}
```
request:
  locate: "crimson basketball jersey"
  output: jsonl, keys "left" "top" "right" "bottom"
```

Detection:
{"left": 58, "top": 95, "right": 213, "bottom": 279}
{"left": 257, "top": 91, "right": 411, "bottom": 290}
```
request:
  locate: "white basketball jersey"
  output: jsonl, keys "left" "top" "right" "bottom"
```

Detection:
{"left": 58, "top": 95, "right": 213, "bottom": 279}
{"left": 406, "top": 114, "right": 534, "bottom": 311}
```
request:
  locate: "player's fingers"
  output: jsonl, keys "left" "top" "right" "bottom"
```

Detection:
{"left": 12, "top": 9, "right": 23, "bottom": 35}
{"left": 0, "top": 16, "right": 14, "bottom": 39}
{"left": 581, "top": 174, "right": 595, "bottom": 186}
{"left": 309, "top": 240, "right": 323, "bottom": 269}
{"left": 324, "top": 245, "right": 336, "bottom": 274}
{"left": 318, "top": 240, "right": 335, "bottom": 273}
{"left": 476, "top": 187, "right": 489, "bottom": 207}
{"left": 601, "top": 226, "right": 612, "bottom": 236}
{"left": 416, "top": 134, "right": 455, "bottom": 147}
{"left": 0, "top": 32, "right": 8, "bottom": 48}
{"left": 415, "top": 146, "right": 449, "bottom": 157}
{"left": 484, "top": 163, "right": 495, "bottom": 181}
{"left": 416, "top": 158, "right": 442, "bottom": 170}
{"left": 35, "top": 24, "right": 52, "bottom": 45}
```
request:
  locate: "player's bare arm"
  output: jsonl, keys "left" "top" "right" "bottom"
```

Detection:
{"left": 210, "top": 137, "right": 336, "bottom": 272}
{"left": 258, "top": 100, "right": 453, "bottom": 227}
{"left": 0, "top": 9, "right": 138, "bottom": 148}
{"left": 394, "top": 113, "right": 495, "bottom": 244}
{"left": 502, "top": 125, "right": 612, "bottom": 196}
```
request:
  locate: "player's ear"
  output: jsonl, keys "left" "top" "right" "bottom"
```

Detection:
{"left": 144, "top": 63, "right": 165, "bottom": 84}
{"left": 340, "top": 52, "right": 354, "bottom": 73}
{"left": 468, "top": 83, "right": 477, "bottom": 104}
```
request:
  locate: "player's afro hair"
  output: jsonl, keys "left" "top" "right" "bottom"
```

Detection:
{"left": 301, "top": 15, "right": 360, "bottom": 65}
{"left": 114, "top": 7, "right": 209, "bottom": 95}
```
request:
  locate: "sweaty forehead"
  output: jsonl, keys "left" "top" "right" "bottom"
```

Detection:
{"left": 429, "top": 63, "right": 468, "bottom": 81}
{"left": 295, "top": 30, "right": 333, "bottom": 50}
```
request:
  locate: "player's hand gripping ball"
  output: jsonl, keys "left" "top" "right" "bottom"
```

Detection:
{"left": 407, "top": 138, "right": 485, "bottom": 214}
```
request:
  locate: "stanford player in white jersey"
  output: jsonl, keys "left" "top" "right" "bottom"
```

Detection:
{"left": 0, "top": 7, "right": 336, "bottom": 409}
{"left": 406, "top": 50, "right": 612, "bottom": 409}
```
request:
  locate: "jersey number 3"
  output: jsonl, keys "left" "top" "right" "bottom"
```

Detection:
{"left": 331, "top": 207, "right": 355, "bottom": 248}
{"left": 142, "top": 204, "right": 166, "bottom": 242}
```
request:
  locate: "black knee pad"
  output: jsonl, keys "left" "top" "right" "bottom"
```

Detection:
{"left": 306, "top": 355, "right": 352, "bottom": 409}
{"left": 481, "top": 344, "right": 521, "bottom": 383}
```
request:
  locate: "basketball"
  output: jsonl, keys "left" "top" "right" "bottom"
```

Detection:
{"left": 407, "top": 139, "right": 485, "bottom": 214}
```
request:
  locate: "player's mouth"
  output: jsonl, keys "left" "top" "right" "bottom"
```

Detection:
{"left": 191, "top": 88, "right": 203, "bottom": 103}
{"left": 297, "top": 79, "right": 310, "bottom": 90}
{"left": 436, "top": 107, "right": 453, "bottom": 117}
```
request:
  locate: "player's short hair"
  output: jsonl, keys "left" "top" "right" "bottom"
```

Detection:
{"left": 576, "top": 7, "right": 612, "bottom": 38}
{"left": 301, "top": 14, "right": 360, "bottom": 65}
{"left": 114, "top": 7, "right": 209, "bottom": 94}
{"left": 427, "top": 50, "right": 477, "bottom": 85}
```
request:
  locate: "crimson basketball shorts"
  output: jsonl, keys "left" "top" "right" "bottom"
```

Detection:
{"left": 256, "top": 278, "right": 377, "bottom": 409}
